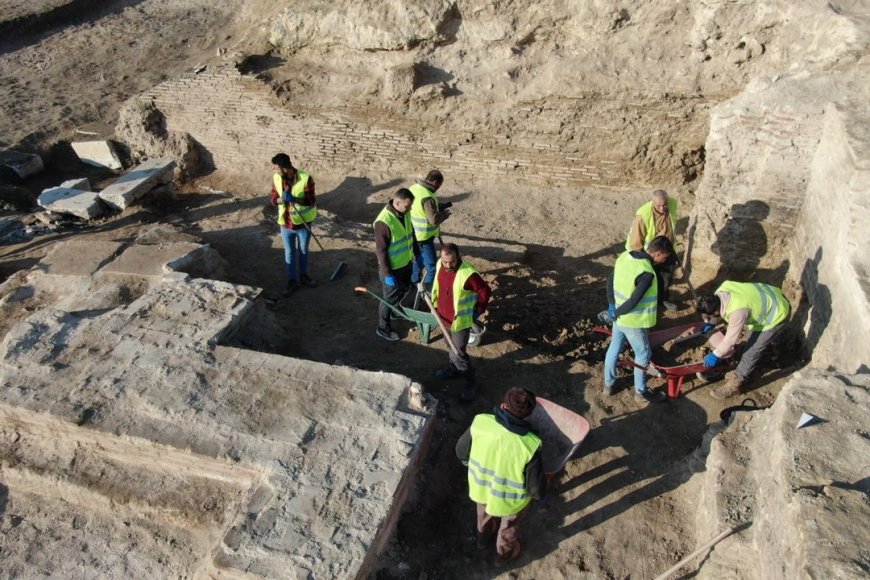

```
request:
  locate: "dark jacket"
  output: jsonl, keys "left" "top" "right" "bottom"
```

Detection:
{"left": 455, "top": 407, "right": 546, "bottom": 501}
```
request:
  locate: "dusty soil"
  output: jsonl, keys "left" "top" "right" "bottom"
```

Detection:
{"left": 0, "top": 170, "right": 796, "bottom": 578}
{"left": 0, "top": 1, "right": 808, "bottom": 578}
{"left": 0, "top": 0, "right": 248, "bottom": 151}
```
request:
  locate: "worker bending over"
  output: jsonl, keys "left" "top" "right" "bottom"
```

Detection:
{"left": 373, "top": 188, "right": 419, "bottom": 341}
{"left": 410, "top": 169, "right": 452, "bottom": 292}
{"left": 604, "top": 235, "right": 675, "bottom": 404}
{"left": 455, "top": 387, "right": 545, "bottom": 568}
{"left": 432, "top": 243, "right": 491, "bottom": 401}
{"left": 626, "top": 189, "right": 679, "bottom": 311}
{"left": 697, "top": 281, "right": 791, "bottom": 399}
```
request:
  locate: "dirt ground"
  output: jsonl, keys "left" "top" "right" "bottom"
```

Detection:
{"left": 0, "top": 170, "right": 796, "bottom": 578}
{"left": 0, "top": 1, "right": 808, "bottom": 577}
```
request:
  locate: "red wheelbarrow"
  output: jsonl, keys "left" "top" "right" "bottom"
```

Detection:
{"left": 592, "top": 321, "right": 706, "bottom": 349}
{"left": 593, "top": 323, "right": 734, "bottom": 398}
{"left": 526, "top": 397, "right": 591, "bottom": 482}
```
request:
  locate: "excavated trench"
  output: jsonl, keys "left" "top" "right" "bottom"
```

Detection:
{"left": 2, "top": 1, "right": 869, "bottom": 578}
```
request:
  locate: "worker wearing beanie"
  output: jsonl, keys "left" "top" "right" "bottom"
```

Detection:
{"left": 455, "top": 387, "right": 545, "bottom": 568}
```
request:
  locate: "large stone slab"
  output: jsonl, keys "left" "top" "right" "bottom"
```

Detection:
{"left": 99, "top": 242, "right": 210, "bottom": 278}
{"left": 70, "top": 140, "right": 123, "bottom": 170}
{"left": 98, "top": 158, "right": 175, "bottom": 210}
{"left": 0, "top": 150, "right": 44, "bottom": 180}
{"left": 37, "top": 240, "right": 126, "bottom": 277}
{"left": 0, "top": 266, "right": 433, "bottom": 578}
{"left": 695, "top": 370, "right": 870, "bottom": 579}
{"left": 37, "top": 187, "right": 107, "bottom": 220}
{"left": 60, "top": 177, "right": 91, "bottom": 191}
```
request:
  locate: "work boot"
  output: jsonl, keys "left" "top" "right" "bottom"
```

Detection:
{"left": 434, "top": 365, "right": 460, "bottom": 380}
{"left": 281, "top": 280, "right": 300, "bottom": 298}
{"left": 494, "top": 542, "right": 522, "bottom": 568}
{"left": 376, "top": 328, "right": 399, "bottom": 342}
{"left": 300, "top": 274, "right": 318, "bottom": 288}
{"left": 661, "top": 300, "right": 678, "bottom": 311}
{"left": 635, "top": 388, "right": 667, "bottom": 404}
{"left": 460, "top": 382, "right": 478, "bottom": 402}
{"left": 603, "top": 383, "right": 615, "bottom": 396}
{"left": 711, "top": 373, "right": 744, "bottom": 399}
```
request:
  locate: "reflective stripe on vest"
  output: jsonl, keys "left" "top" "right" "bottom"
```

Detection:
{"left": 373, "top": 206, "right": 414, "bottom": 270}
{"left": 467, "top": 414, "right": 541, "bottom": 517}
{"left": 409, "top": 183, "right": 440, "bottom": 242}
{"left": 613, "top": 251, "right": 658, "bottom": 328}
{"left": 625, "top": 197, "right": 678, "bottom": 251}
{"left": 431, "top": 260, "right": 480, "bottom": 332}
{"left": 716, "top": 281, "right": 790, "bottom": 332}
{"left": 275, "top": 171, "right": 317, "bottom": 226}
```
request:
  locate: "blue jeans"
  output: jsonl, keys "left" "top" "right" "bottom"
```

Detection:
{"left": 412, "top": 239, "right": 437, "bottom": 285}
{"left": 279, "top": 227, "right": 311, "bottom": 281}
{"left": 604, "top": 322, "right": 652, "bottom": 393}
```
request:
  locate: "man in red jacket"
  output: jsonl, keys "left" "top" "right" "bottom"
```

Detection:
{"left": 432, "top": 243, "right": 491, "bottom": 401}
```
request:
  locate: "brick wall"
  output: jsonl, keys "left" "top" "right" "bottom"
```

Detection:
{"left": 687, "top": 70, "right": 870, "bottom": 373}
{"left": 687, "top": 86, "right": 821, "bottom": 286}
{"left": 135, "top": 67, "right": 702, "bottom": 188}
{"left": 788, "top": 105, "right": 870, "bottom": 373}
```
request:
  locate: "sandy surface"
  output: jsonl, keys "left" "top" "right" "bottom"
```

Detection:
{"left": 0, "top": 170, "right": 796, "bottom": 577}
{"left": 0, "top": 1, "right": 814, "bottom": 577}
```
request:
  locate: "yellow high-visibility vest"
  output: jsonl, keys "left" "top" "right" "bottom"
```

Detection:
{"left": 373, "top": 206, "right": 414, "bottom": 270}
{"left": 409, "top": 183, "right": 440, "bottom": 242}
{"left": 613, "top": 251, "right": 657, "bottom": 328}
{"left": 432, "top": 260, "right": 480, "bottom": 331}
{"left": 467, "top": 413, "right": 541, "bottom": 517}
{"left": 717, "top": 281, "right": 790, "bottom": 331}
{"left": 625, "top": 197, "right": 677, "bottom": 250}
{"left": 274, "top": 171, "right": 317, "bottom": 226}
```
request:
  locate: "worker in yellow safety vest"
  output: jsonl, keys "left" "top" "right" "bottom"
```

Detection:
{"left": 603, "top": 236, "right": 675, "bottom": 404}
{"left": 431, "top": 243, "right": 491, "bottom": 401}
{"left": 269, "top": 153, "right": 318, "bottom": 296}
{"left": 625, "top": 189, "right": 679, "bottom": 311}
{"left": 373, "top": 188, "right": 418, "bottom": 341}
{"left": 409, "top": 169, "right": 452, "bottom": 292}
{"left": 697, "top": 281, "right": 791, "bottom": 399}
{"left": 455, "top": 387, "right": 545, "bottom": 568}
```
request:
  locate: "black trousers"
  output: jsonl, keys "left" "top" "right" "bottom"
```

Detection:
{"left": 654, "top": 252, "right": 678, "bottom": 302}
{"left": 378, "top": 263, "right": 412, "bottom": 332}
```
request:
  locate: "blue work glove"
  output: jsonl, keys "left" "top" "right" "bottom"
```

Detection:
{"left": 608, "top": 303, "right": 616, "bottom": 320}
{"left": 703, "top": 352, "right": 720, "bottom": 367}
{"left": 700, "top": 323, "right": 715, "bottom": 334}
{"left": 384, "top": 274, "right": 397, "bottom": 288}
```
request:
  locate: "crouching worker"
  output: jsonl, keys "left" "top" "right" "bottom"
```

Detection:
{"left": 697, "top": 281, "right": 791, "bottom": 399}
{"left": 455, "top": 387, "right": 545, "bottom": 568}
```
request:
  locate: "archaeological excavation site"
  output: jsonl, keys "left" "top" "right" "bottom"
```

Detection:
{"left": 1, "top": 1, "right": 868, "bottom": 578}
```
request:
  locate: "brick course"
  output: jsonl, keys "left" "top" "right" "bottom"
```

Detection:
{"left": 133, "top": 67, "right": 704, "bottom": 188}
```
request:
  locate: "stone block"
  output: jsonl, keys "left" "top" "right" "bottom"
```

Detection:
{"left": 70, "top": 140, "right": 123, "bottom": 170}
{"left": 0, "top": 151, "right": 44, "bottom": 179}
{"left": 98, "top": 158, "right": 176, "bottom": 210}
{"left": 60, "top": 177, "right": 91, "bottom": 191}
{"left": 100, "top": 242, "right": 205, "bottom": 278}
{"left": 37, "top": 187, "right": 108, "bottom": 220}
{"left": 37, "top": 240, "right": 126, "bottom": 277}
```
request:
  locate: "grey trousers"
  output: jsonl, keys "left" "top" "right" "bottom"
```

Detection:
{"left": 736, "top": 323, "right": 787, "bottom": 381}
{"left": 444, "top": 326, "right": 476, "bottom": 386}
